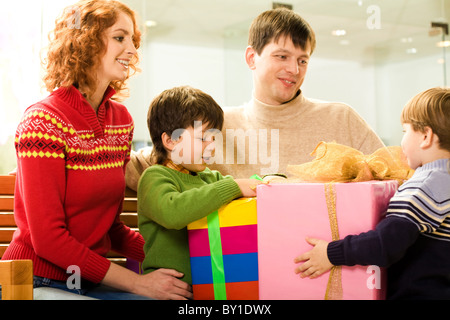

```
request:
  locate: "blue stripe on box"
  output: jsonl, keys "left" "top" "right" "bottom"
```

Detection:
{"left": 190, "top": 256, "right": 213, "bottom": 285}
{"left": 224, "top": 252, "right": 258, "bottom": 283}
{"left": 190, "top": 252, "right": 259, "bottom": 285}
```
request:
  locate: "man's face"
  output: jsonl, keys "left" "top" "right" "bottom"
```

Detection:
{"left": 246, "top": 35, "right": 311, "bottom": 105}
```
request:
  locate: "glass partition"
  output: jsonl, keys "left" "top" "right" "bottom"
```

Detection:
{"left": 1, "top": 0, "right": 448, "bottom": 173}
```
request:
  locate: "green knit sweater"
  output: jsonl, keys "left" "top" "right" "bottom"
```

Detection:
{"left": 137, "top": 164, "right": 243, "bottom": 284}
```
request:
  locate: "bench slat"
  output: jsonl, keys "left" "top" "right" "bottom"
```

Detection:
{"left": 0, "top": 244, "right": 8, "bottom": 257}
{"left": 122, "top": 199, "right": 137, "bottom": 212}
{"left": 0, "top": 213, "right": 16, "bottom": 227}
{"left": 0, "top": 175, "right": 15, "bottom": 195}
{"left": 0, "top": 228, "right": 16, "bottom": 243}
{"left": 0, "top": 197, "right": 14, "bottom": 212}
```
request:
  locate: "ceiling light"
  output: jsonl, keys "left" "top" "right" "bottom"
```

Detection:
{"left": 331, "top": 29, "right": 346, "bottom": 36}
{"left": 437, "top": 40, "right": 450, "bottom": 47}
{"left": 400, "top": 37, "right": 413, "bottom": 43}
{"left": 145, "top": 20, "right": 158, "bottom": 28}
{"left": 406, "top": 48, "right": 417, "bottom": 54}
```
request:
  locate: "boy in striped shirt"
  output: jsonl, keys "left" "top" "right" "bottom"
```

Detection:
{"left": 294, "top": 87, "right": 450, "bottom": 300}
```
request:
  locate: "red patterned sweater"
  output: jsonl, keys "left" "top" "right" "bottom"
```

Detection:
{"left": 2, "top": 85, "right": 145, "bottom": 284}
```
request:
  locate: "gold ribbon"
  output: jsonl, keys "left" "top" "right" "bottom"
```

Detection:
{"left": 324, "top": 182, "right": 343, "bottom": 300}
{"left": 286, "top": 142, "right": 414, "bottom": 185}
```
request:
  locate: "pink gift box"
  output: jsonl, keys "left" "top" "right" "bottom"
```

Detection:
{"left": 256, "top": 180, "right": 398, "bottom": 300}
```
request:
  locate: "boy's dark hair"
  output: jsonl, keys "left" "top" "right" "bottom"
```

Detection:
{"left": 248, "top": 8, "right": 316, "bottom": 55}
{"left": 147, "top": 86, "right": 224, "bottom": 164}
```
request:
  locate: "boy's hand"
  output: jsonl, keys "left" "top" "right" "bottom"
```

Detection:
{"left": 234, "top": 179, "right": 266, "bottom": 197}
{"left": 294, "top": 237, "right": 334, "bottom": 279}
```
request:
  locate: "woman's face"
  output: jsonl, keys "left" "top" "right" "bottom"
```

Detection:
{"left": 97, "top": 12, "right": 137, "bottom": 86}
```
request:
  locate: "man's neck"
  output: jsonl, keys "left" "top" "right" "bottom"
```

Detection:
{"left": 282, "top": 90, "right": 301, "bottom": 104}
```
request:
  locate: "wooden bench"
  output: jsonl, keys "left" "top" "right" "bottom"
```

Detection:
{"left": 0, "top": 174, "right": 139, "bottom": 300}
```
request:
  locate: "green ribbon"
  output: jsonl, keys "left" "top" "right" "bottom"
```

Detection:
{"left": 207, "top": 211, "right": 227, "bottom": 300}
{"left": 250, "top": 174, "right": 263, "bottom": 181}
{"left": 205, "top": 173, "right": 261, "bottom": 300}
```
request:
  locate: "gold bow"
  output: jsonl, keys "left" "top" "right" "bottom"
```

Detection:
{"left": 287, "top": 142, "right": 414, "bottom": 185}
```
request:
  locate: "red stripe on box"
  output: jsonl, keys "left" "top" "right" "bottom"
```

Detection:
{"left": 192, "top": 283, "right": 214, "bottom": 300}
{"left": 226, "top": 281, "right": 259, "bottom": 300}
{"left": 192, "top": 281, "right": 259, "bottom": 300}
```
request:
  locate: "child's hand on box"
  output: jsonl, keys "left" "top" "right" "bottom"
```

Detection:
{"left": 235, "top": 179, "right": 266, "bottom": 197}
{"left": 294, "top": 237, "right": 334, "bottom": 279}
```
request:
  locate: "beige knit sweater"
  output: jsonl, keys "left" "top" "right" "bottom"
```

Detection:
{"left": 125, "top": 92, "right": 384, "bottom": 189}
{"left": 209, "top": 92, "right": 385, "bottom": 178}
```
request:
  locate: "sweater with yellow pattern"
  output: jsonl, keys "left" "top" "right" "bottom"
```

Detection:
{"left": 2, "top": 85, "right": 145, "bottom": 284}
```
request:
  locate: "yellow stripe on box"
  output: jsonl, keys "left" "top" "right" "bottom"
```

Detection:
{"left": 187, "top": 197, "right": 257, "bottom": 230}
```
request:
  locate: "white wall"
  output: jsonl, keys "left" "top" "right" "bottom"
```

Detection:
{"left": 0, "top": 0, "right": 75, "bottom": 174}
{"left": 128, "top": 41, "right": 380, "bottom": 146}
{"left": 126, "top": 42, "right": 228, "bottom": 142}
{"left": 1, "top": 20, "right": 448, "bottom": 173}
{"left": 374, "top": 53, "right": 448, "bottom": 146}
{"left": 302, "top": 57, "right": 377, "bottom": 135}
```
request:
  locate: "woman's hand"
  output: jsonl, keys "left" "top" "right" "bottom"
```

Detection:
{"left": 102, "top": 263, "right": 193, "bottom": 300}
{"left": 135, "top": 268, "right": 193, "bottom": 300}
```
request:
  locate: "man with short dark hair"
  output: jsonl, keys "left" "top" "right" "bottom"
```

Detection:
{"left": 210, "top": 8, "right": 384, "bottom": 178}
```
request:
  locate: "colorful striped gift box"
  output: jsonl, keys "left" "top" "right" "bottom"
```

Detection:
{"left": 187, "top": 197, "right": 259, "bottom": 300}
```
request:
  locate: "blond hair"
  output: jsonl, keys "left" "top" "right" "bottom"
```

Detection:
{"left": 401, "top": 87, "right": 450, "bottom": 151}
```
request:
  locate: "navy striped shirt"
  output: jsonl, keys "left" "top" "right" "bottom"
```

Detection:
{"left": 387, "top": 159, "right": 450, "bottom": 240}
{"left": 328, "top": 158, "right": 450, "bottom": 299}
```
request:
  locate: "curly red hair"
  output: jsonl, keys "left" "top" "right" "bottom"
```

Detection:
{"left": 43, "top": 0, "right": 141, "bottom": 101}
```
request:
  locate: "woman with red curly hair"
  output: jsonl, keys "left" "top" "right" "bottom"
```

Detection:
{"left": 1, "top": 0, "right": 192, "bottom": 300}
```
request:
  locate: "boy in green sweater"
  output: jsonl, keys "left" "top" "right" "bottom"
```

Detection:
{"left": 137, "top": 86, "right": 263, "bottom": 294}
